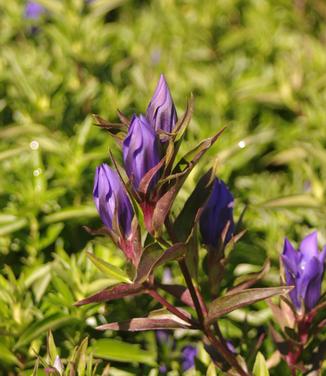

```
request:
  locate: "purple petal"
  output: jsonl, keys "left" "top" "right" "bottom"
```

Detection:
{"left": 181, "top": 345, "right": 197, "bottom": 371}
{"left": 282, "top": 238, "right": 299, "bottom": 275}
{"left": 199, "top": 178, "right": 234, "bottom": 247}
{"left": 93, "top": 164, "right": 133, "bottom": 236}
{"left": 25, "top": 1, "right": 45, "bottom": 19}
{"left": 299, "top": 231, "right": 319, "bottom": 262}
{"left": 297, "top": 256, "right": 323, "bottom": 311}
{"left": 123, "top": 115, "right": 160, "bottom": 190}
{"left": 146, "top": 74, "right": 177, "bottom": 135}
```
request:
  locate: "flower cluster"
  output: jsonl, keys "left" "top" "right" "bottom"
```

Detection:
{"left": 93, "top": 74, "right": 233, "bottom": 266}
{"left": 78, "top": 75, "right": 325, "bottom": 375}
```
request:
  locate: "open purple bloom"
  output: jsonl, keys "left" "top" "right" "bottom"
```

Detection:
{"left": 181, "top": 345, "right": 197, "bottom": 371}
{"left": 25, "top": 1, "right": 45, "bottom": 19}
{"left": 93, "top": 163, "right": 133, "bottom": 237}
{"left": 123, "top": 114, "right": 160, "bottom": 190}
{"left": 146, "top": 74, "right": 177, "bottom": 136}
{"left": 199, "top": 178, "right": 234, "bottom": 247}
{"left": 282, "top": 232, "right": 326, "bottom": 312}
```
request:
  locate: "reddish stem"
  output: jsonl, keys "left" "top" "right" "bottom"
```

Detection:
{"left": 146, "top": 286, "right": 199, "bottom": 328}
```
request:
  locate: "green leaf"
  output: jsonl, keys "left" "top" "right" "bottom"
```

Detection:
{"left": 47, "top": 331, "right": 58, "bottom": 364}
{"left": 257, "top": 194, "right": 320, "bottom": 209}
{"left": 86, "top": 252, "right": 131, "bottom": 283}
{"left": 91, "top": 338, "right": 156, "bottom": 366}
{"left": 206, "top": 287, "right": 292, "bottom": 325}
{"left": 14, "top": 313, "right": 77, "bottom": 350}
{"left": 0, "top": 218, "right": 28, "bottom": 236}
{"left": 253, "top": 352, "right": 269, "bottom": 376}
{"left": 74, "top": 337, "right": 89, "bottom": 376}
{"left": 0, "top": 342, "right": 21, "bottom": 366}
{"left": 43, "top": 207, "right": 97, "bottom": 224}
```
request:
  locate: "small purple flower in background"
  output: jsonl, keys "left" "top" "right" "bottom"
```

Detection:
{"left": 93, "top": 163, "right": 133, "bottom": 237}
{"left": 156, "top": 330, "right": 170, "bottom": 345}
{"left": 199, "top": 178, "right": 234, "bottom": 247}
{"left": 181, "top": 345, "right": 197, "bottom": 371}
{"left": 146, "top": 74, "right": 177, "bottom": 137}
{"left": 24, "top": 1, "right": 45, "bottom": 20}
{"left": 123, "top": 115, "right": 160, "bottom": 190}
{"left": 282, "top": 231, "right": 326, "bottom": 312}
{"left": 226, "top": 340, "right": 237, "bottom": 354}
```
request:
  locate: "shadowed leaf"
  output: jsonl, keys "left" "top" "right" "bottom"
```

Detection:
{"left": 227, "top": 259, "right": 271, "bottom": 295}
{"left": 135, "top": 243, "right": 186, "bottom": 283}
{"left": 174, "top": 169, "right": 214, "bottom": 241}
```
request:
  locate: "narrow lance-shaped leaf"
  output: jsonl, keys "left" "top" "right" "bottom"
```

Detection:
{"left": 173, "top": 128, "right": 225, "bottom": 174}
{"left": 164, "top": 95, "right": 195, "bottom": 174}
{"left": 158, "top": 283, "right": 206, "bottom": 313}
{"left": 135, "top": 243, "right": 186, "bottom": 283}
{"left": 152, "top": 130, "right": 224, "bottom": 233}
{"left": 14, "top": 313, "right": 76, "bottom": 350}
{"left": 253, "top": 352, "right": 270, "bottom": 376}
{"left": 174, "top": 169, "right": 214, "bottom": 242}
{"left": 86, "top": 252, "right": 131, "bottom": 283}
{"left": 91, "top": 338, "right": 156, "bottom": 366}
{"left": 227, "top": 259, "right": 271, "bottom": 295}
{"left": 97, "top": 317, "right": 191, "bottom": 331}
{"left": 47, "top": 331, "right": 58, "bottom": 364}
{"left": 138, "top": 156, "right": 166, "bottom": 196}
{"left": 206, "top": 286, "right": 293, "bottom": 325}
{"left": 74, "top": 282, "right": 144, "bottom": 306}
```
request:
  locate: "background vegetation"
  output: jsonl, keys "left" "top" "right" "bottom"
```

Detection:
{"left": 0, "top": 0, "right": 326, "bottom": 374}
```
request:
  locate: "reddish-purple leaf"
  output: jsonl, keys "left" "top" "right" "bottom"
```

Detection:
{"left": 227, "top": 259, "right": 271, "bottom": 295}
{"left": 97, "top": 317, "right": 191, "bottom": 331}
{"left": 135, "top": 243, "right": 186, "bottom": 283}
{"left": 173, "top": 128, "right": 225, "bottom": 174}
{"left": 138, "top": 157, "right": 166, "bottom": 195}
{"left": 152, "top": 184, "right": 180, "bottom": 233}
{"left": 158, "top": 283, "right": 206, "bottom": 313}
{"left": 173, "top": 169, "right": 214, "bottom": 242}
{"left": 117, "top": 110, "right": 130, "bottom": 125}
{"left": 74, "top": 283, "right": 144, "bottom": 306}
{"left": 206, "top": 286, "right": 293, "bottom": 325}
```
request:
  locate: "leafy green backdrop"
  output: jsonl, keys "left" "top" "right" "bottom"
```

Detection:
{"left": 0, "top": 0, "right": 326, "bottom": 374}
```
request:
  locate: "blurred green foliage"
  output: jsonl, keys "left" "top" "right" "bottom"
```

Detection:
{"left": 0, "top": 0, "right": 326, "bottom": 374}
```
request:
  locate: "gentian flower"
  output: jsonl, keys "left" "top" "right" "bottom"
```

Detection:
{"left": 282, "top": 232, "right": 326, "bottom": 312}
{"left": 123, "top": 115, "right": 160, "bottom": 190}
{"left": 181, "top": 345, "right": 197, "bottom": 371}
{"left": 93, "top": 163, "right": 133, "bottom": 238}
{"left": 199, "top": 178, "right": 234, "bottom": 247}
{"left": 146, "top": 74, "right": 177, "bottom": 136}
{"left": 24, "top": 1, "right": 45, "bottom": 19}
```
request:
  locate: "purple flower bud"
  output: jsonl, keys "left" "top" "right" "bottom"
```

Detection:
{"left": 24, "top": 1, "right": 45, "bottom": 19}
{"left": 282, "top": 231, "right": 326, "bottom": 312}
{"left": 146, "top": 74, "right": 177, "bottom": 136}
{"left": 199, "top": 178, "right": 234, "bottom": 247}
{"left": 181, "top": 345, "right": 197, "bottom": 371}
{"left": 93, "top": 163, "right": 133, "bottom": 237}
{"left": 123, "top": 115, "right": 160, "bottom": 190}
